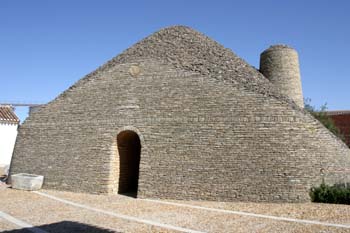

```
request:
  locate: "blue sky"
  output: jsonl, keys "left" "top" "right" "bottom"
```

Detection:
{"left": 1, "top": 0, "right": 350, "bottom": 122}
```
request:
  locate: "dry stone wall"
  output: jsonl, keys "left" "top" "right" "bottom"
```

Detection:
{"left": 11, "top": 59, "right": 350, "bottom": 202}
{"left": 260, "top": 45, "right": 304, "bottom": 108}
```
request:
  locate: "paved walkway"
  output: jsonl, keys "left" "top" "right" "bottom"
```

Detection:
{"left": 0, "top": 188, "right": 349, "bottom": 232}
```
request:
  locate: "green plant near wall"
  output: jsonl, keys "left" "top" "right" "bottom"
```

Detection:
{"left": 304, "top": 98, "right": 346, "bottom": 143}
{"left": 310, "top": 182, "right": 350, "bottom": 205}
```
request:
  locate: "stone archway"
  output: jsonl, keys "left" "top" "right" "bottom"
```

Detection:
{"left": 116, "top": 130, "right": 141, "bottom": 196}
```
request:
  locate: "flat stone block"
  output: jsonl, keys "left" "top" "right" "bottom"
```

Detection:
{"left": 11, "top": 173, "right": 44, "bottom": 191}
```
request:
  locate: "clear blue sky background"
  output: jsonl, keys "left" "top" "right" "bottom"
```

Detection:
{"left": 1, "top": 0, "right": 350, "bottom": 122}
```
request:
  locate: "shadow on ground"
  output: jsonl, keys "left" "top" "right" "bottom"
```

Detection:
{"left": 2, "top": 221, "right": 121, "bottom": 233}
{"left": 118, "top": 191, "right": 137, "bottom": 198}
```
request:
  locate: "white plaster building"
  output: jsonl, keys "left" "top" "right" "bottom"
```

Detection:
{"left": 0, "top": 106, "right": 19, "bottom": 176}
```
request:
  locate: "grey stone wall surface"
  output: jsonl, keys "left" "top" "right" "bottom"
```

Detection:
{"left": 10, "top": 26, "right": 350, "bottom": 202}
{"left": 260, "top": 45, "right": 304, "bottom": 108}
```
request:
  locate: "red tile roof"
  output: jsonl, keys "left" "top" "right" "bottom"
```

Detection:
{"left": 325, "top": 110, "right": 350, "bottom": 115}
{"left": 0, "top": 106, "right": 19, "bottom": 124}
{"left": 326, "top": 111, "right": 350, "bottom": 147}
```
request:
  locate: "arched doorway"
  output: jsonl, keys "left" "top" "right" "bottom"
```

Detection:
{"left": 117, "top": 130, "right": 141, "bottom": 197}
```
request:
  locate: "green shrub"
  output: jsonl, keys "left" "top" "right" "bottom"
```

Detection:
{"left": 310, "top": 182, "right": 350, "bottom": 204}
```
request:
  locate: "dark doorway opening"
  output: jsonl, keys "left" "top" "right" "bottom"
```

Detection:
{"left": 117, "top": 130, "right": 141, "bottom": 197}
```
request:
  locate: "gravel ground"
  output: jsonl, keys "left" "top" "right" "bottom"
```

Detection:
{"left": 176, "top": 200, "right": 350, "bottom": 224}
{"left": 0, "top": 219, "right": 21, "bottom": 232}
{"left": 0, "top": 187, "right": 349, "bottom": 233}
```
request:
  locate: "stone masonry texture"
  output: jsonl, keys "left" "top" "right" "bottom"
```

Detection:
{"left": 10, "top": 26, "right": 350, "bottom": 202}
{"left": 260, "top": 45, "right": 304, "bottom": 108}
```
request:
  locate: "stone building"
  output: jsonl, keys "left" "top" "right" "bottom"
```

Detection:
{"left": 10, "top": 26, "right": 350, "bottom": 202}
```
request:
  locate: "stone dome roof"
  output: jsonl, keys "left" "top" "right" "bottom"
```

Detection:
{"left": 67, "top": 26, "right": 300, "bottom": 109}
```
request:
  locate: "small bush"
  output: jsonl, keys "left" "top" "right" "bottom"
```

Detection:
{"left": 310, "top": 182, "right": 350, "bottom": 204}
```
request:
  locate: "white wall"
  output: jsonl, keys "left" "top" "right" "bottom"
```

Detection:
{"left": 0, "top": 123, "right": 18, "bottom": 166}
